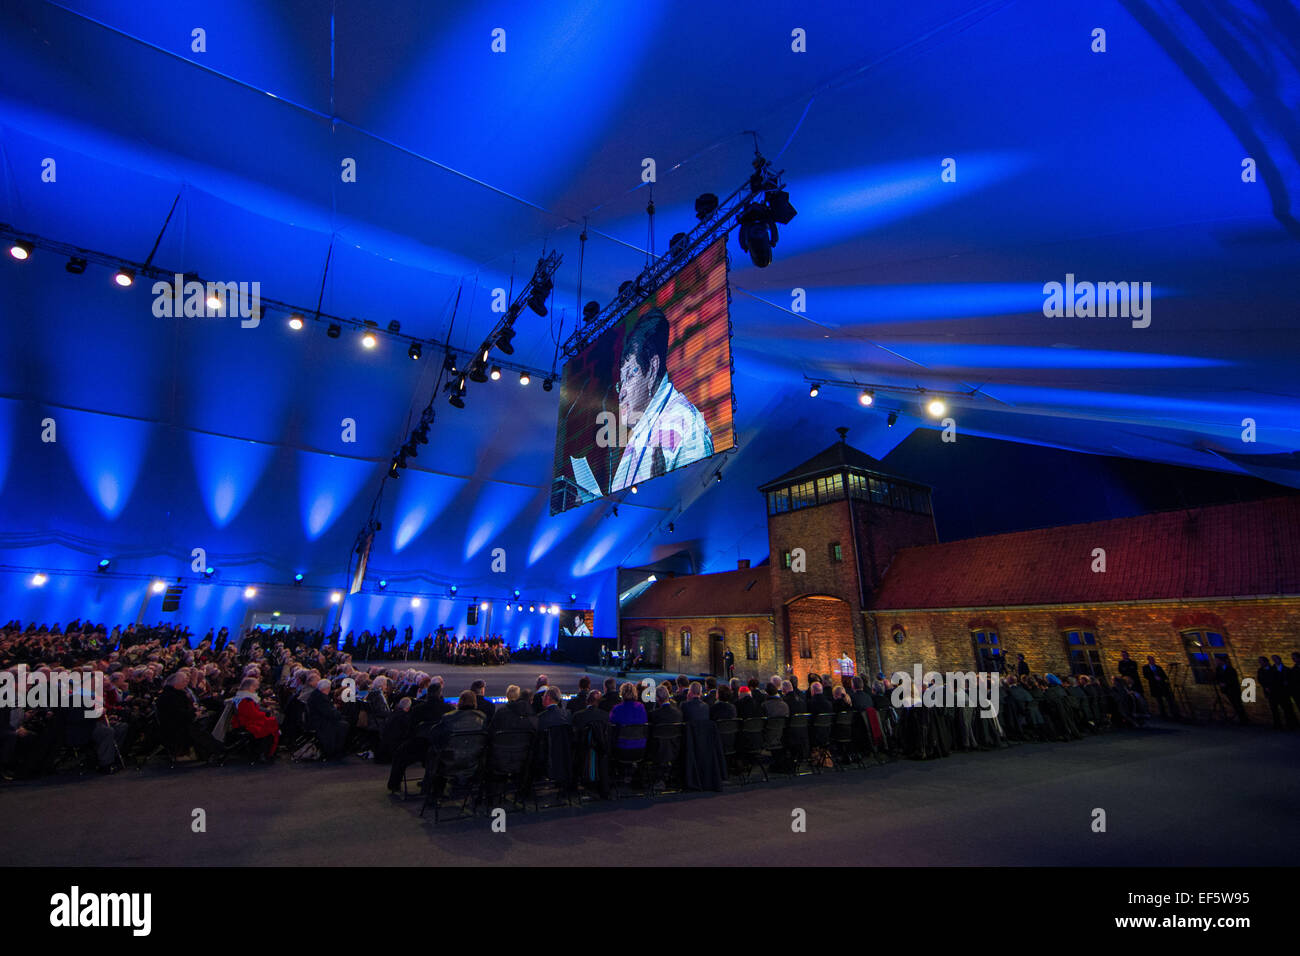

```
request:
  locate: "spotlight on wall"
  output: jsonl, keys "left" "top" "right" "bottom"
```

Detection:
{"left": 809, "top": 383, "right": 820, "bottom": 398}
{"left": 450, "top": 585, "right": 458, "bottom": 595}
{"left": 569, "top": 593, "right": 577, "bottom": 603}
{"left": 32, "top": 572, "right": 48, "bottom": 586}
{"left": 542, "top": 378, "right": 553, "bottom": 392}
{"left": 327, "top": 323, "right": 341, "bottom": 339}
{"left": 206, "top": 288, "right": 223, "bottom": 311}
{"left": 490, "top": 365, "right": 502, "bottom": 381}
{"left": 203, "top": 567, "right": 216, "bottom": 578}
{"left": 529, "top": 604, "right": 536, "bottom": 612}
{"left": 361, "top": 326, "right": 378, "bottom": 349}
{"left": 330, "top": 591, "right": 342, "bottom": 604}
{"left": 516, "top": 604, "right": 523, "bottom": 612}
{"left": 513, "top": 589, "right": 521, "bottom": 598}
{"left": 887, "top": 410, "right": 898, "bottom": 427}
{"left": 9, "top": 240, "right": 33, "bottom": 261}
{"left": 378, "top": 580, "right": 388, "bottom": 590}
{"left": 151, "top": 579, "right": 166, "bottom": 594}
{"left": 243, "top": 586, "right": 257, "bottom": 599}
{"left": 408, "top": 342, "right": 422, "bottom": 361}
{"left": 926, "top": 398, "right": 947, "bottom": 418}
{"left": 695, "top": 193, "right": 719, "bottom": 220}
{"left": 479, "top": 601, "right": 489, "bottom": 610}
{"left": 97, "top": 558, "right": 111, "bottom": 572}
{"left": 66, "top": 256, "right": 87, "bottom": 274}
{"left": 411, "top": 597, "right": 421, "bottom": 608}
{"left": 714, "top": 470, "right": 723, "bottom": 483}
{"left": 519, "top": 371, "right": 530, "bottom": 386}
{"left": 858, "top": 390, "right": 874, "bottom": 407}
{"left": 288, "top": 313, "right": 305, "bottom": 331}
{"left": 114, "top": 267, "right": 135, "bottom": 288}
{"left": 293, "top": 573, "right": 304, "bottom": 584}
{"left": 630, "top": 484, "right": 638, "bottom": 494}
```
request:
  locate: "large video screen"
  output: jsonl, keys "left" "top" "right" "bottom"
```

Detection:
{"left": 551, "top": 237, "right": 734, "bottom": 514}
{"left": 558, "top": 608, "right": 594, "bottom": 637}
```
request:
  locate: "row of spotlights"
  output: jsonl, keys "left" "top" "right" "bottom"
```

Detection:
{"left": 808, "top": 383, "right": 947, "bottom": 418}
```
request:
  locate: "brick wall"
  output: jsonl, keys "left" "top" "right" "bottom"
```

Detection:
{"left": 850, "top": 497, "right": 938, "bottom": 590}
{"left": 787, "top": 594, "right": 855, "bottom": 680}
{"left": 866, "top": 598, "right": 1300, "bottom": 718}
{"left": 621, "top": 614, "right": 779, "bottom": 678}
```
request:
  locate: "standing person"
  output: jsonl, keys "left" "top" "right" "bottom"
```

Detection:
{"left": 1016, "top": 654, "right": 1030, "bottom": 678}
{"left": 1117, "top": 651, "right": 1141, "bottom": 694}
{"left": 1214, "top": 658, "right": 1249, "bottom": 724}
{"left": 1256, "top": 656, "right": 1294, "bottom": 729}
{"left": 1268, "top": 655, "right": 1299, "bottom": 729}
{"left": 722, "top": 646, "right": 735, "bottom": 681}
{"left": 1142, "top": 656, "right": 1179, "bottom": 720}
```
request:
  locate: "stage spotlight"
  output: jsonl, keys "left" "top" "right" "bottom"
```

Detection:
{"left": 529, "top": 604, "right": 535, "bottom": 612}
{"left": 519, "top": 371, "right": 530, "bottom": 386}
{"left": 408, "top": 342, "right": 422, "bottom": 360}
{"left": 887, "top": 411, "right": 898, "bottom": 427}
{"left": 469, "top": 360, "right": 489, "bottom": 383}
{"left": 809, "top": 383, "right": 820, "bottom": 397}
{"left": 327, "top": 323, "right": 341, "bottom": 339}
{"left": 583, "top": 301, "right": 600, "bottom": 322}
{"left": 516, "top": 604, "right": 523, "bottom": 612}
{"left": 569, "top": 593, "right": 577, "bottom": 603}
{"left": 361, "top": 330, "right": 378, "bottom": 349}
{"left": 695, "top": 193, "right": 719, "bottom": 220}
{"left": 542, "top": 378, "right": 553, "bottom": 392}
{"left": 714, "top": 470, "right": 723, "bottom": 483}
{"left": 490, "top": 365, "right": 502, "bottom": 381}
{"left": 387, "top": 320, "right": 401, "bottom": 334}
{"left": 528, "top": 276, "right": 552, "bottom": 316}
{"left": 926, "top": 398, "right": 947, "bottom": 417}
{"left": 513, "top": 589, "right": 521, "bottom": 598}
{"left": 618, "top": 280, "right": 635, "bottom": 299}
{"left": 669, "top": 232, "right": 688, "bottom": 256}
{"left": 450, "top": 585, "right": 458, "bottom": 595}
{"left": 666, "top": 523, "right": 674, "bottom": 533}
{"left": 414, "top": 425, "right": 429, "bottom": 445}
{"left": 443, "top": 352, "right": 458, "bottom": 373}
{"left": 378, "top": 580, "right": 388, "bottom": 590}
{"left": 206, "top": 288, "right": 222, "bottom": 311}
{"left": 330, "top": 591, "right": 342, "bottom": 604}
{"left": 66, "top": 256, "right": 87, "bottom": 274}
{"left": 479, "top": 601, "right": 489, "bottom": 610}
{"left": 97, "top": 558, "right": 111, "bottom": 572}
{"left": 738, "top": 204, "right": 777, "bottom": 268}
{"left": 388, "top": 459, "right": 401, "bottom": 479}
{"left": 764, "top": 188, "right": 798, "bottom": 224}
{"left": 402, "top": 440, "right": 418, "bottom": 460}
{"left": 858, "top": 390, "right": 874, "bottom": 407}
{"left": 495, "top": 326, "right": 516, "bottom": 355}
{"left": 293, "top": 573, "right": 304, "bottom": 584}
{"left": 630, "top": 484, "right": 638, "bottom": 494}
{"left": 31, "top": 572, "right": 47, "bottom": 586}
{"left": 288, "top": 313, "right": 305, "bottom": 330}
{"left": 114, "top": 267, "right": 135, "bottom": 287}
{"left": 203, "top": 567, "right": 215, "bottom": 578}
{"left": 411, "top": 597, "right": 421, "bottom": 607}
{"left": 9, "top": 240, "right": 33, "bottom": 261}
{"left": 149, "top": 579, "right": 165, "bottom": 593}
{"left": 243, "top": 586, "right": 257, "bottom": 599}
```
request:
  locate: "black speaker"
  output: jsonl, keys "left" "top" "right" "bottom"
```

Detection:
{"left": 161, "top": 584, "right": 185, "bottom": 613}
{"left": 467, "top": 604, "right": 479, "bottom": 625}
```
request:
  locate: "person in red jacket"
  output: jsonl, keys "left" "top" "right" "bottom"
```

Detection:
{"left": 230, "top": 677, "right": 280, "bottom": 759}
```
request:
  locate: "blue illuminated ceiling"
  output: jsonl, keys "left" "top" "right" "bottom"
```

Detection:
{"left": 0, "top": 0, "right": 1297, "bottom": 616}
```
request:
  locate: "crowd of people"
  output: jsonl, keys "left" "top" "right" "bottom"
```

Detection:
{"left": 5, "top": 616, "right": 1299, "bottom": 797}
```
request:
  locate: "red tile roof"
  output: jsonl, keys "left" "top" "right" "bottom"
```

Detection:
{"left": 622, "top": 566, "right": 772, "bottom": 619}
{"left": 871, "top": 496, "right": 1300, "bottom": 609}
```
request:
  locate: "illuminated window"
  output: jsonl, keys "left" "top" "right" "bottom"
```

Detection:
{"left": 746, "top": 632, "right": 759, "bottom": 660}
{"left": 768, "top": 489, "right": 790, "bottom": 515}
{"left": 790, "top": 480, "right": 816, "bottom": 510}
{"left": 972, "top": 629, "right": 1004, "bottom": 673}
{"left": 1180, "top": 630, "right": 1230, "bottom": 684}
{"left": 680, "top": 629, "right": 692, "bottom": 658}
{"left": 816, "top": 473, "right": 844, "bottom": 502}
{"left": 1064, "top": 629, "right": 1105, "bottom": 678}
{"left": 781, "top": 550, "right": 792, "bottom": 569}
{"left": 829, "top": 542, "right": 843, "bottom": 563}
{"left": 797, "top": 628, "right": 812, "bottom": 659}
{"left": 869, "top": 478, "right": 887, "bottom": 504}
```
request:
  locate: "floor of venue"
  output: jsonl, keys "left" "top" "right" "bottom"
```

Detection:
{"left": 2, "top": 717, "right": 1295, "bottom": 867}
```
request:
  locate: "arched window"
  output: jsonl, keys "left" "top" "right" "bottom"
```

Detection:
{"left": 746, "top": 631, "right": 759, "bottom": 660}
{"left": 680, "top": 629, "right": 692, "bottom": 658}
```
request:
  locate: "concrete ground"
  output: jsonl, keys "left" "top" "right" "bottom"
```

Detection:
{"left": 1, "top": 719, "right": 1296, "bottom": 867}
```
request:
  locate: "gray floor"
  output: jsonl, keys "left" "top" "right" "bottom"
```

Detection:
{"left": 2, "top": 721, "right": 1296, "bottom": 867}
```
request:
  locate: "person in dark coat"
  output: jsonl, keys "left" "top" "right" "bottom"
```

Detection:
{"left": 1214, "top": 659, "right": 1249, "bottom": 724}
{"left": 489, "top": 685, "right": 537, "bottom": 733}
{"left": 1142, "top": 656, "right": 1179, "bottom": 719}
{"left": 470, "top": 679, "right": 495, "bottom": 724}
{"left": 734, "top": 686, "right": 761, "bottom": 719}
{"left": 1258, "top": 656, "right": 1298, "bottom": 729}
{"left": 806, "top": 682, "right": 831, "bottom": 716}
{"left": 156, "top": 672, "right": 219, "bottom": 759}
{"left": 649, "top": 686, "right": 682, "bottom": 725}
{"left": 377, "top": 698, "right": 413, "bottom": 762}
{"left": 1117, "top": 652, "right": 1142, "bottom": 696}
{"left": 681, "top": 683, "right": 710, "bottom": 722}
{"left": 307, "top": 680, "right": 349, "bottom": 758}
{"left": 710, "top": 685, "right": 738, "bottom": 721}
{"left": 567, "top": 677, "right": 592, "bottom": 714}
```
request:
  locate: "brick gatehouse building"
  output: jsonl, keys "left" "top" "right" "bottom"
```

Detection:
{"left": 619, "top": 433, "right": 1300, "bottom": 719}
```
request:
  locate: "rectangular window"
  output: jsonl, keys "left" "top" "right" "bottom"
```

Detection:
{"left": 746, "top": 632, "right": 759, "bottom": 660}
{"left": 848, "top": 473, "right": 868, "bottom": 499}
{"left": 816, "top": 473, "right": 844, "bottom": 502}
{"left": 782, "top": 550, "right": 792, "bottom": 569}
{"left": 1181, "top": 630, "right": 1229, "bottom": 684}
{"left": 1064, "top": 630, "right": 1105, "bottom": 678}
{"left": 829, "top": 542, "right": 843, "bottom": 563}
{"left": 797, "top": 629, "right": 812, "bottom": 659}
{"left": 790, "top": 480, "right": 816, "bottom": 510}
{"left": 972, "top": 630, "right": 1004, "bottom": 672}
{"left": 680, "top": 630, "right": 692, "bottom": 658}
{"left": 769, "top": 489, "right": 790, "bottom": 515}
{"left": 869, "top": 478, "right": 887, "bottom": 504}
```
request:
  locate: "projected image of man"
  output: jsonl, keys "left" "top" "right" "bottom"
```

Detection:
{"left": 610, "top": 309, "right": 713, "bottom": 491}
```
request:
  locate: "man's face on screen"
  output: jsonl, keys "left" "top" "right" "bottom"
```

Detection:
{"left": 618, "top": 352, "right": 659, "bottom": 423}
